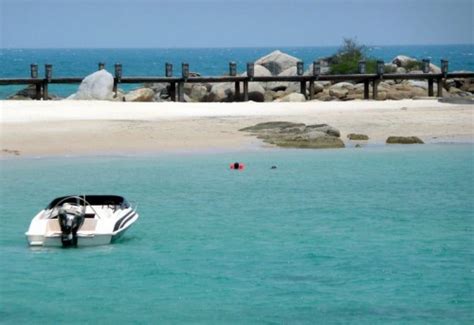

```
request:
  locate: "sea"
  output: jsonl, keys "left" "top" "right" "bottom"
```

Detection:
{"left": 0, "top": 44, "right": 473, "bottom": 99}
{"left": 0, "top": 145, "right": 473, "bottom": 324}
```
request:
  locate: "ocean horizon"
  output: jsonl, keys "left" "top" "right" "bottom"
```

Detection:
{"left": 1, "top": 44, "right": 473, "bottom": 98}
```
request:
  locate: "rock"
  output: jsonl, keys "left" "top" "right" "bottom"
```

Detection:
{"left": 331, "top": 82, "right": 355, "bottom": 90}
{"left": 392, "top": 55, "right": 418, "bottom": 67}
{"left": 347, "top": 133, "right": 369, "bottom": 140}
{"left": 207, "top": 83, "right": 234, "bottom": 102}
{"left": 189, "top": 84, "right": 208, "bottom": 102}
{"left": 69, "top": 70, "right": 114, "bottom": 100}
{"left": 305, "top": 61, "right": 331, "bottom": 75}
{"left": 240, "top": 121, "right": 344, "bottom": 149}
{"left": 275, "top": 92, "right": 306, "bottom": 102}
{"left": 255, "top": 50, "right": 300, "bottom": 75}
{"left": 206, "top": 82, "right": 263, "bottom": 102}
{"left": 269, "top": 132, "right": 345, "bottom": 149}
{"left": 305, "top": 124, "right": 341, "bottom": 137}
{"left": 386, "top": 136, "right": 424, "bottom": 144}
{"left": 124, "top": 88, "right": 155, "bottom": 102}
{"left": 144, "top": 82, "right": 168, "bottom": 93}
{"left": 429, "top": 63, "right": 441, "bottom": 74}
{"left": 266, "top": 66, "right": 298, "bottom": 91}
{"left": 7, "top": 85, "right": 38, "bottom": 100}
{"left": 241, "top": 64, "right": 272, "bottom": 77}
{"left": 385, "top": 63, "right": 398, "bottom": 73}
{"left": 246, "top": 83, "right": 266, "bottom": 102}
{"left": 396, "top": 67, "right": 407, "bottom": 74}
{"left": 406, "top": 80, "right": 438, "bottom": 93}
{"left": 240, "top": 121, "right": 305, "bottom": 132}
{"left": 329, "top": 87, "right": 349, "bottom": 99}
{"left": 313, "top": 82, "right": 326, "bottom": 94}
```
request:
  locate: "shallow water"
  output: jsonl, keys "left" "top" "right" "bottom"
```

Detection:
{"left": 0, "top": 145, "right": 473, "bottom": 323}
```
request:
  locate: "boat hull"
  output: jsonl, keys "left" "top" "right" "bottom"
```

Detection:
{"left": 27, "top": 228, "right": 130, "bottom": 247}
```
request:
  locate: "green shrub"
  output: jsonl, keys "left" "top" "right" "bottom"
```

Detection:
{"left": 404, "top": 60, "right": 423, "bottom": 71}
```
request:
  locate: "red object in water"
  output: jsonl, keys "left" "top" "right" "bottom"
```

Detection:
{"left": 230, "top": 162, "right": 245, "bottom": 170}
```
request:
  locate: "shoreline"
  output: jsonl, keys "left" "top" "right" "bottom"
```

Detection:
{"left": 1, "top": 99, "right": 473, "bottom": 158}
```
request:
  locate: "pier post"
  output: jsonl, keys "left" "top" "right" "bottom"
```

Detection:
{"left": 309, "top": 81, "right": 315, "bottom": 100}
{"left": 30, "top": 64, "right": 41, "bottom": 100}
{"left": 358, "top": 61, "right": 369, "bottom": 100}
{"left": 113, "top": 63, "right": 122, "bottom": 95}
{"left": 43, "top": 64, "right": 52, "bottom": 100}
{"left": 373, "top": 60, "right": 384, "bottom": 100}
{"left": 229, "top": 62, "right": 240, "bottom": 101}
{"left": 438, "top": 59, "right": 449, "bottom": 98}
{"left": 436, "top": 78, "right": 443, "bottom": 97}
{"left": 297, "top": 61, "right": 306, "bottom": 98}
{"left": 310, "top": 61, "right": 320, "bottom": 100}
{"left": 177, "top": 82, "right": 184, "bottom": 102}
{"left": 428, "top": 78, "right": 434, "bottom": 97}
{"left": 165, "top": 63, "right": 175, "bottom": 101}
{"left": 423, "top": 59, "right": 434, "bottom": 96}
{"left": 177, "top": 63, "right": 189, "bottom": 102}
{"left": 98, "top": 62, "right": 105, "bottom": 70}
{"left": 244, "top": 62, "right": 254, "bottom": 101}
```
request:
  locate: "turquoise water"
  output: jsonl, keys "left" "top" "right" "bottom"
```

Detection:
{"left": 1, "top": 44, "right": 473, "bottom": 98}
{"left": 0, "top": 145, "right": 473, "bottom": 324}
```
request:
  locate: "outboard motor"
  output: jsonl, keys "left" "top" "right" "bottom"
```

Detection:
{"left": 58, "top": 203, "right": 85, "bottom": 247}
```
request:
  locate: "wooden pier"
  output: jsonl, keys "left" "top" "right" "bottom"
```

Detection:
{"left": 0, "top": 60, "right": 473, "bottom": 101}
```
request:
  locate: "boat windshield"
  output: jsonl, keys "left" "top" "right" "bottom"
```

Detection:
{"left": 46, "top": 195, "right": 129, "bottom": 209}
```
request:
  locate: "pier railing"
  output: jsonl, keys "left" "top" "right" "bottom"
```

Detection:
{"left": 0, "top": 60, "right": 473, "bottom": 101}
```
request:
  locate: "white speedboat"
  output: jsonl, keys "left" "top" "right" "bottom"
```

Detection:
{"left": 25, "top": 195, "right": 139, "bottom": 247}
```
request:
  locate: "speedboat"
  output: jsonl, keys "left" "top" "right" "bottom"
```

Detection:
{"left": 25, "top": 195, "right": 139, "bottom": 247}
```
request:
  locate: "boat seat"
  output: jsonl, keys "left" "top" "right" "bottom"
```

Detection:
{"left": 46, "top": 218, "right": 97, "bottom": 233}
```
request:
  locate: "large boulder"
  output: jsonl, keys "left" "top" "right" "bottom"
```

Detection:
{"left": 247, "top": 83, "right": 266, "bottom": 102}
{"left": 189, "top": 84, "right": 209, "bottom": 102}
{"left": 241, "top": 64, "right": 272, "bottom": 77}
{"left": 392, "top": 55, "right": 418, "bottom": 68}
{"left": 255, "top": 50, "right": 300, "bottom": 75}
{"left": 329, "top": 87, "right": 349, "bottom": 99}
{"left": 207, "top": 83, "right": 234, "bottom": 102}
{"left": 207, "top": 82, "right": 265, "bottom": 102}
{"left": 124, "top": 88, "right": 155, "bottom": 102}
{"left": 266, "top": 66, "right": 298, "bottom": 91}
{"left": 69, "top": 70, "right": 114, "bottom": 100}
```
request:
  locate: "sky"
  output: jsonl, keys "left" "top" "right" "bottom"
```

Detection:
{"left": 0, "top": 0, "right": 472, "bottom": 48}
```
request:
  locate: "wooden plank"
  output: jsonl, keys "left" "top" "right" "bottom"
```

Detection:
{"left": 437, "top": 78, "right": 443, "bottom": 97}
{"left": 428, "top": 78, "right": 434, "bottom": 97}
{"left": 372, "top": 79, "right": 378, "bottom": 100}
{"left": 35, "top": 84, "right": 41, "bottom": 100}
{"left": 178, "top": 82, "right": 184, "bottom": 102}
{"left": 364, "top": 80, "right": 370, "bottom": 99}
{"left": 43, "top": 80, "right": 49, "bottom": 100}
{"left": 0, "top": 78, "right": 43, "bottom": 85}
{"left": 243, "top": 81, "right": 249, "bottom": 101}
{"left": 170, "top": 82, "right": 176, "bottom": 102}
{"left": 300, "top": 81, "right": 306, "bottom": 98}
{"left": 235, "top": 82, "right": 241, "bottom": 101}
{"left": 309, "top": 81, "right": 315, "bottom": 100}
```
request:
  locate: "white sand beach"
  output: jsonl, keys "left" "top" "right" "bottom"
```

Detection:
{"left": 1, "top": 99, "right": 473, "bottom": 156}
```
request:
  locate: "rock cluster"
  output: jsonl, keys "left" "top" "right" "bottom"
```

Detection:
{"left": 239, "top": 122, "right": 345, "bottom": 149}
{"left": 7, "top": 51, "right": 473, "bottom": 102}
